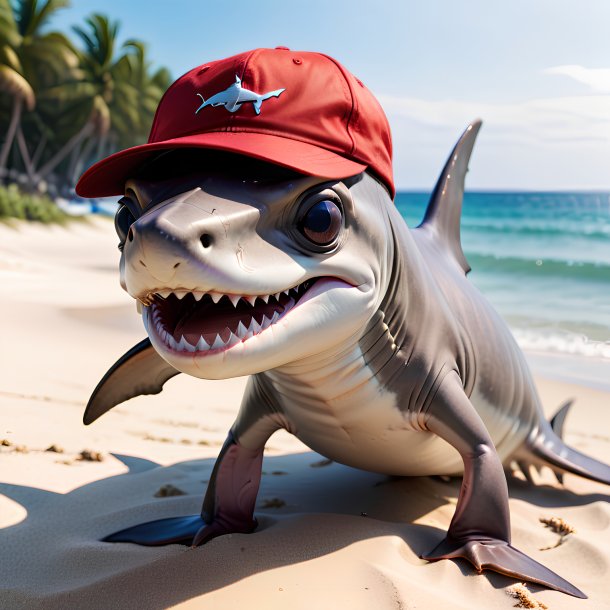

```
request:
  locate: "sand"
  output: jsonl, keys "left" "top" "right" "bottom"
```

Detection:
{"left": 0, "top": 218, "right": 608, "bottom": 609}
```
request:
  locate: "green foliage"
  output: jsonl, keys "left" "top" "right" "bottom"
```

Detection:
{"left": 0, "top": 182, "right": 69, "bottom": 223}
{"left": 0, "top": 1, "right": 172, "bottom": 195}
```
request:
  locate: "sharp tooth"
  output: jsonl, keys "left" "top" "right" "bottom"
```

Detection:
{"left": 193, "top": 291, "right": 205, "bottom": 301}
{"left": 283, "top": 289, "right": 290, "bottom": 296}
{"left": 174, "top": 290, "right": 188, "bottom": 299}
{"left": 261, "top": 315, "right": 271, "bottom": 330}
{"left": 229, "top": 295, "right": 240, "bottom": 307}
{"left": 260, "top": 295, "right": 270, "bottom": 304}
{"left": 245, "top": 295, "right": 257, "bottom": 306}
{"left": 167, "top": 334, "right": 179, "bottom": 350}
{"left": 177, "top": 335, "right": 195, "bottom": 352}
{"left": 273, "top": 292, "right": 281, "bottom": 301}
{"left": 271, "top": 311, "right": 280, "bottom": 324}
{"left": 226, "top": 332, "right": 240, "bottom": 347}
{"left": 211, "top": 293, "right": 222, "bottom": 304}
{"left": 196, "top": 336, "right": 209, "bottom": 351}
{"left": 211, "top": 334, "right": 225, "bottom": 350}
{"left": 158, "top": 289, "right": 171, "bottom": 298}
{"left": 236, "top": 320, "right": 248, "bottom": 338}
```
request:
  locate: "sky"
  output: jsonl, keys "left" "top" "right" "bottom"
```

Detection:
{"left": 48, "top": 0, "right": 610, "bottom": 191}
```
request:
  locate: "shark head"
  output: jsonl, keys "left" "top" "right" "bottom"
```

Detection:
{"left": 115, "top": 151, "right": 392, "bottom": 380}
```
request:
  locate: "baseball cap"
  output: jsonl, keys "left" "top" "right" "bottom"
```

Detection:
{"left": 75, "top": 47, "right": 394, "bottom": 198}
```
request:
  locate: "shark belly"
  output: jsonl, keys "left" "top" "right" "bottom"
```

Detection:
{"left": 268, "top": 358, "right": 464, "bottom": 477}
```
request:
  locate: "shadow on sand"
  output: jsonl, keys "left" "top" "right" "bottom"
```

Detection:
{"left": 0, "top": 452, "right": 607, "bottom": 609}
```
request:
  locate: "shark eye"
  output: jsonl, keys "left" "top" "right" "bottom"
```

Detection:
{"left": 299, "top": 199, "right": 343, "bottom": 246}
{"left": 115, "top": 197, "right": 137, "bottom": 249}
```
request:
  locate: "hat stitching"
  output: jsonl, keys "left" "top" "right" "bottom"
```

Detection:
{"left": 320, "top": 54, "right": 356, "bottom": 156}
{"left": 151, "top": 126, "right": 364, "bottom": 162}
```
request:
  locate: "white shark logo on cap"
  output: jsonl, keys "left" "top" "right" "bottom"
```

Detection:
{"left": 195, "top": 75, "right": 285, "bottom": 116}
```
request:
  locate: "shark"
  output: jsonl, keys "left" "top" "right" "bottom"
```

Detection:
{"left": 195, "top": 75, "right": 285, "bottom": 115}
{"left": 84, "top": 120, "right": 609, "bottom": 599}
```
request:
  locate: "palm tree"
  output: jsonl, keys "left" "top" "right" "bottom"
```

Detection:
{"left": 0, "top": 0, "right": 74, "bottom": 178}
{"left": 111, "top": 40, "right": 171, "bottom": 148}
{"left": 32, "top": 13, "right": 117, "bottom": 185}
{"left": 0, "top": 0, "right": 34, "bottom": 174}
{"left": 1, "top": 4, "right": 172, "bottom": 195}
{"left": 48, "top": 18, "right": 171, "bottom": 190}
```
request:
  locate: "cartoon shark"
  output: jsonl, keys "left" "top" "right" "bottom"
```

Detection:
{"left": 83, "top": 120, "right": 610, "bottom": 599}
{"left": 195, "top": 75, "right": 285, "bottom": 115}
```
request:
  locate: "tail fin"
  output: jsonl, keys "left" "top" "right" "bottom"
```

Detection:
{"left": 195, "top": 93, "right": 206, "bottom": 114}
{"left": 520, "top": 400, "right": 610, "bottom": 486}
{"left": 416, "top": 119, "right": 482, "bottom": 275}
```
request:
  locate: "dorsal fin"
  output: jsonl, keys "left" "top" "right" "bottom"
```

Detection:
{"left": 418, "top": 119, "right": 482, "bottom": 274}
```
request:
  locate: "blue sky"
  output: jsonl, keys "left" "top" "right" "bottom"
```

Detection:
{"left": 49, "top": 1, "right": 610, "bottom": 191}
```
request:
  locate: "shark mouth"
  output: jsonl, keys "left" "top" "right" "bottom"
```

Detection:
{"left": 145, "top": 279, "right": 315, "bottom": 353}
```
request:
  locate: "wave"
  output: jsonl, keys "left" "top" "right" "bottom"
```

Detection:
{"left": 512, "top": 328, "right": 610, "bottom": 360}
{"left": 466, "top": 253, "right": 610, "bottom": 281}
{"left": 461, "top": 220, "right": 610, "bottom": 240}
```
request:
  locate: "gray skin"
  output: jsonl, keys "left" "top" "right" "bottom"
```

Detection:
{"left": 84, "top": 120, "right": 610, "bottom": 599}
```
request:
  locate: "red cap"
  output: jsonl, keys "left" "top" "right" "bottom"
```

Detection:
{"left": 76, "top": 48, "right": 394, "bottom": 198}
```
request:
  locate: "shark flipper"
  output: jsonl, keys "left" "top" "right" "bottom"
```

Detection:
{"left": 416, "top": 119, "right": 482, "bottom": 275}
{"left": 550, "top": 399, "right": 574, "bottom": 439}
{"left": 84, "top": 338, "right": 180, "bottom": 425}
{"left": 422, "top": 370, "right": 585, "bottom": 598}
{"left": 511, "top": 398, "right": 610, "bottom": 486}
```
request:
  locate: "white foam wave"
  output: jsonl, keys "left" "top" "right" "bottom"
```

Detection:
{"left": 512, "top": 328, "right": 610, "bottom": 359}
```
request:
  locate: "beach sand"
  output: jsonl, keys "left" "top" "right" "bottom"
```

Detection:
{"left": 0, "top": 218, "right": 608, "bottom": 609}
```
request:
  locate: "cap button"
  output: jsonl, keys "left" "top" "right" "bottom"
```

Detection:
{"left": 275, "top": 46, "right": 290, "bottom": 50}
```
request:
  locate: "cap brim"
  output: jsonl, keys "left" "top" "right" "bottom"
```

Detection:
{"left": 75, "top": 132, "right": 367, "bottom": 198}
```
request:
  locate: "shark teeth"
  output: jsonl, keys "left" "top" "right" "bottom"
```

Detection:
{"left": 148, "top": 280, "right": 311, "bottom": 310}
{"left": 146, "top": 279, "right": 312, "bottom": 354}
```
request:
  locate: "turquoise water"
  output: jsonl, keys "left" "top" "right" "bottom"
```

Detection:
{"left": 396, "top": 192, "right": 610, "bottom": 360}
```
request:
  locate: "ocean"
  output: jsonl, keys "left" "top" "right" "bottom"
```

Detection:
{"left": 395, "top": 192, "right": 610, "bottom": 367}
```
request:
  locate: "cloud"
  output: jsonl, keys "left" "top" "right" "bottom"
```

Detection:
{"left": 372, "top": 92, "right": 610, "bottom": 189}
{"left": 376, "top": 93, "right": 610, "bottom": 143}
{"left": 544, "top": 65, "right": 610, "bottom": 92}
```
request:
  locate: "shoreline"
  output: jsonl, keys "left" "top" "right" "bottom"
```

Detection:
{"left": 525, "top": 350, "right": 610, "bottom": 393}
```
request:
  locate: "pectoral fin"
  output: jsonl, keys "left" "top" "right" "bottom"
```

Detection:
{"left": 84, "top": 338, "right": 180, "bottom": 425}
{"left": 422, "top": 371, "right": 586, "bottom": 597}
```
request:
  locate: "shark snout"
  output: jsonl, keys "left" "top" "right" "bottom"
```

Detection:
{"left": 122, "top": 195, "right": 261, "bottom": 297}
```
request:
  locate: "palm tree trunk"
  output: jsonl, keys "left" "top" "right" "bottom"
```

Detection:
{"left": 0, "top": 97, "right": 23, "bottom": 174}
{"left": 66, "top": 139, "right": 83, "bottom": 184}
{"left": 70, "top": 135, "right": 96, "bottom": 186}
{"left": 31, "top": 134, "right": 47, "bottom": 168}
{"left": 15, "top": 125, "right": 36, "bottom": 187}
{"left": 37, "top": 122, "right": 95, "bottom": 180}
